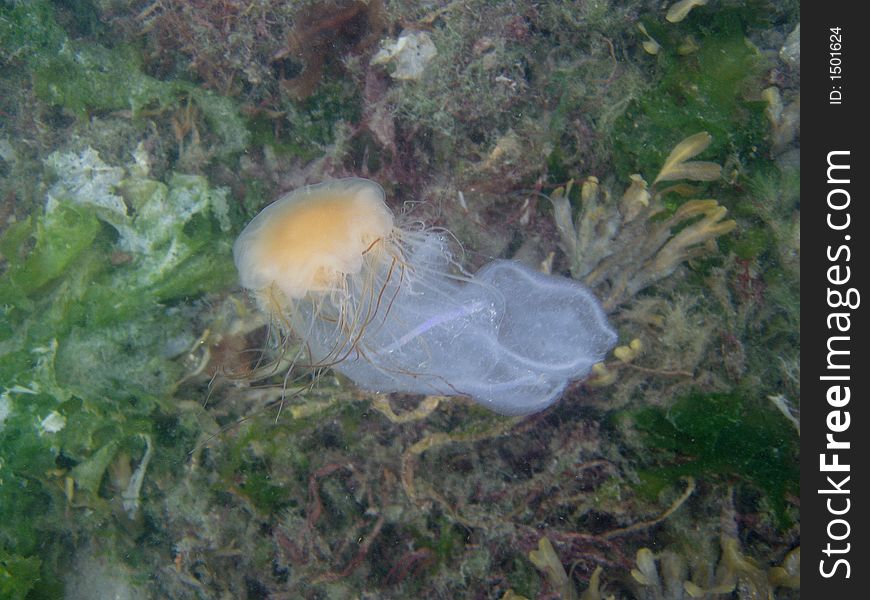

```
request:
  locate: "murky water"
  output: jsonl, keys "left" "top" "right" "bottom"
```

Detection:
{"left": 0, "top": 1, "right": 799, "bottom": 598}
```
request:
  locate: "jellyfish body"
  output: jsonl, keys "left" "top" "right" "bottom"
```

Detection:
{"left": 234, "top": 178, "right": 617, "bottom": 416}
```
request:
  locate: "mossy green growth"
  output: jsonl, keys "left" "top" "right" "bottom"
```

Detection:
{"left": 238, "top": 472, "right": 293, "bottom": 515}
{"left": 508, "top": 554, "right": 542, "bottom": 599}
{"left": 612, "top": 11, "right": 767, "bottom": 179}
{"left": 0, "top": 203, "right": 100, "bottom": 306}
{"left": 0, "top": 389, "right": 59, "bottom": 554}
{"left": 631, "top": 390, "right": 798, "bottom": 527}
{"left": 0, "top": 148, "right": 240, "bottom": 582}
{"left": 406, "top": 516, "right": 463, "bottom": 572}
{"left": 0, "top": 0, "right": 66, "bottom": 65}
{"left": 3, "top": 0, "right": 249, "bottom": 158}
{"left": 33, "top": 43, "right": 248, "bottom": 157}
{"left": 0, "top": 551, "right": 41, "bottom": 600}
{"left": 433, "top": 517, "right": 464, "bottom": 564}
{"left": 250, "top": 81, "right": 361, "bottom": 160}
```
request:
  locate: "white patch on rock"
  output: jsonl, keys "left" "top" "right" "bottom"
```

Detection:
{"left": 40, "top": 410, "right": 66, "bottom": 434}
{"left": 371, "top": 31, "right": 437, "bottom": 81}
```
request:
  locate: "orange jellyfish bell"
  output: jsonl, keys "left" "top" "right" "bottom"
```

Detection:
{"left": 233, "top": 177, "right": 395, "bottom": 302}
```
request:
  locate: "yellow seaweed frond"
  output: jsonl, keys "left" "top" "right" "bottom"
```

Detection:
{"left": 581, "top": 565, "right": 614, "bottom": 600}
{"left": 619, "top": 175, "right": 650, "bottom": 222}
{"left": 768, "top": 546, "right": 800, "bottom": 590}
{"left": 638, "top": 23, "right": 661, "bottom": 55}
{"left": 550, "top": 132, "right": 736, "bottom": 309}
{"left": 683, "top": 579, "right": 735, "bottom": 597}
{"left": 654, "top": 131, "right": 721, "bottom": 184}
{"left": 678, "top": 35, "right": 701, "bottom": 55}
{"left": 528, "top": 537, "right": 577, "bottom": 600}
{"left": 666, "top": 0, "right": 709, "bottom": 24}
{"left": 720, "top": 535, "right": 768, "bottom": 594}
{"left": 613, "top": 338, "right": 643, "bottom": 363}
{"left": 550, "top": 180, "right": 579, "bottom": 257}
{"left": 631, "top": 548, "right": 659, "bottom": 587}
{"left": 588, "top": 362, "right": 618, "bottom": 386}
{"left": 649, "top": 200, "right": 736, "bottom": 277}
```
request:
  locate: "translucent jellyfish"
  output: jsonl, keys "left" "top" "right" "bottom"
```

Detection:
{"left": 233, "top": 178, "right": 617, "bottom": 416}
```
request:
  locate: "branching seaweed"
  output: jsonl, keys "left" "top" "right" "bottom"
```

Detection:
{"left": 551, "top": 132, "right": 736, "bottom": 310}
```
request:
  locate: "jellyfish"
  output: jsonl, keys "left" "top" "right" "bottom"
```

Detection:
{"left": 233, "top": 177, "right": 617, "bottom": 416}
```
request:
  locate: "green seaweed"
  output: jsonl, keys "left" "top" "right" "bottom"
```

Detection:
{"left": 0, "top": 148, "right": 240, "bottom": 582}
{"left": 2, "top": 0, "right": 249, "bottom": 158}
{"left": 250, "top": 80, "right": 362, "bottom": 160}
{"left": 0, "top": 203, "right": 100, "bottom": 306}
{"left": 34, "top": 44, "right": 249, "bottom": 157}
{"left": 0, "top": 551, "right": 42, "bottom": 600}
{"left": 238, "top": 472, "right": 293, "bottom": 515}
{"left": 0, "top": 1, "right": 66, "bottom": 65}
{"left": 612, "top": 10, "right": 768, "bottom": 179}
{"left": 632, "top": 390, "right": 799, "bottom": 527}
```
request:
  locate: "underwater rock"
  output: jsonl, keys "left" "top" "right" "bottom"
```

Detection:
{"left": 64, "top": 544, "right": 145, "bottom": 600}
{"left": 780, "top": 24, "right": 800, "bottom": 69}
